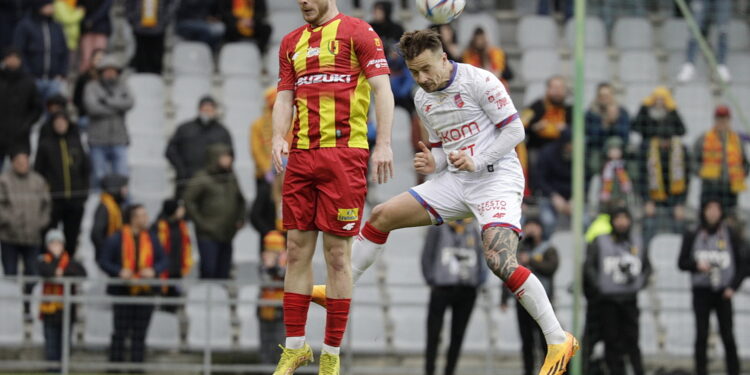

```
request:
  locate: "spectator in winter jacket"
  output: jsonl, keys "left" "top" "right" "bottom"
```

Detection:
{"left": 584, "top": 208, "right": 650, "bottom": 375}
{"left": 99, "top": 204, "right": 167, "bottom": 365}
{"left": 462, "top": 27, "right": 513, "bottom": 87}
{"left": 12, "top": 0, "right": 68, "bottom": 100}
{"left": 175, "top": 0, "right": 224, "bottom": 52}
{"left": 257, "top": 230, "right": 287, "bottom": 364}
{"left": 183, "top": 143, "right": 245, "bottom": 279}
{"left": 219, "top": 0, "right": 272, "bottom": 54}
{"left": 678, "top": 199, "right": 746, "bottom": 375}
{"left": 78, "top": 0, "right": 112, "bottom": 73}
{"left": 53, "top": 0, "right": 85, "bottom": 52}
{"left": 166, "top": 96, "right": 232, "bottom": 196}
{"left": 91, "top": 174, "right": 127, "bottom": 266}
{"left": 534, "top": 130, "right": 572, "bottom": 237}
{"left": 126, "top": 0, "right": 176, "bottom": 74}
{"left": 421, "top": 219, "right": 486, "bottom": 375}
{"left": 34, "top": 111, "right": 90, "bottom": 256}
{"left": 249, "top": 88, "right": 278, "bottom": 247}
{"left": 501, "top": 218, "right": 558, "bottom": 375}
{"left": 370, "top": 1, "right": 404, "bottom": 45}
{"left": 0, "top": 0, "right": 32, "bottom": 50}
{"left": 694, "top": 105, "right": 749, "bottom": 215}
{"left": 597, "top": 137, "right": 635, "bottom": 213}
{"left": 151, "top": 199, "right": 192, "bottom": 301}
{"left": 585, "top": 82, "right": 630, "bottom": 177}
{"left": 84, "top": 55, "right": 133, "bottom": 185}
{"left": 0, "top": 47, "right": 41, "bottom": 169}
{"left": 0, "top": 149, "right": 51, "bottom": 321}
{"left": 521, "top": 76, "right": 571, "bottom": 151}
{"left": 71, "top": 47, "right": 103, "bottom": 129}
{"left": 631, "top": 86, "right": 685, "bottom": 140}
{"left": 37, "top": 229, "right": 86, "bottom": 366}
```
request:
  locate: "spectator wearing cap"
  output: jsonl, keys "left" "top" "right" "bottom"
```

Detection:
{"left": 501, "top": 218, "right": 558, "bottom": 375}
{"left": 183, "top": 143, "right": 245, "bottom": 279}
{"left": 257, "top": 230, "right": 287, "bottom": 364}
{"left": 37, "top": 229, "right": 86, "bottom": 367}
{"left": 533, "top": 130, "right": 572, "bottom": 237}
{"left": 0, "top": 149, "right": 51, "bottom": 321}
{"left": 91, "top": 174, "right": 128, "bottom": 267}
{"left": 83, "top": 54, "right": 133, "bottom": 185}
{"left": 77, "top": 0, "right": 112, "bottom": 73}
{"left": 151, "top": 199, "right": 192, "bottom": 303}
{"left": 166, "top": 95, "right": 233, "bottom": 197}
{"left": 632, "top": 86, "right": 685, "bottom": 140}
{"left": 174, "top": 0, "right": 224, "bottom": 52}
{"left": 462, "top": 27, "right": 513, "bottom": 86}
{"left": 126, "top": 0, "right": 177, "bottom": 74}
{"left": 585, "top": 82, "right": 630, "bottom": 177}
{"left": 0, "top": 47, "right": 42, "bottom": 170}
{"left": 521, "top": 76, "right": 571, "bottom": 151}
{"left": 219, "top": 0, "right": 272, "bottom": 55}
{"left": 12, "top": 0, "right": 68, "bottom": 100}
{"left": 694, "top": 105, "right": 749, "bottom": 214}
{"left": 35, "top": 111, "right": 90, "bottom": 256}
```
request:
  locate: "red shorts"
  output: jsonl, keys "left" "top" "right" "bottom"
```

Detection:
{"left": 282, "top": 148, "right": 369, "bottom": 236}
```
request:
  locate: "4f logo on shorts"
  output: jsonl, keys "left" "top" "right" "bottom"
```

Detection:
{"left": 342, "top": 223, "right": 356, "bottom": 231}
{"left": 337, "top": 208, "right": 359, "bottom": 222}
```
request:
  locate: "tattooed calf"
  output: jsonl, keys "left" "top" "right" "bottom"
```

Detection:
{"left": 482, "top": 227, "right": 520, "bottom": 280}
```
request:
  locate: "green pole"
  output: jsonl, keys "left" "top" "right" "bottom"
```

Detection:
{"left": 570, "top": 0, "right": 586, "bottom": 374}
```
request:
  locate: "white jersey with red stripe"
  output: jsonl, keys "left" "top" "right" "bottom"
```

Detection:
{"left": 414, "top": 61, "right": 524, "bottom": 184}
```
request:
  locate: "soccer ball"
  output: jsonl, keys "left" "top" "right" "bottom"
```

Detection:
{"left": 416, "top": 0, "right": 465, "bottom": 25}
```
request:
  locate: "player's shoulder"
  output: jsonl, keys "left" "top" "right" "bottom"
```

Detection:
{"left": 335, "top": 14, "right": 375, "bottom": 34}
{"left": 413, "top": 87, "right": 428, "bottom": 103}
{"left": 456, "top": 62, "right": 496, "bottom": 83}
{"left": 280, "top": 24, "right": 309, "bottom": 46}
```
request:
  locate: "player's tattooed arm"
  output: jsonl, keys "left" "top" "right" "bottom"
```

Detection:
{"left": 482, "top": 227, "right": 519, "bottom": 281}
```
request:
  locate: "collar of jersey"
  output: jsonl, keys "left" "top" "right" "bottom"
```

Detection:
{"left": 436, "top": 61, "right": 458, "bottom": 92}
{"left": 308, "top": 12, "right": 344, "bottom": 31}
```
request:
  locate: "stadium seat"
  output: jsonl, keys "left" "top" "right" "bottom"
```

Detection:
{"left": 172, "top": 42, "right": 214, "bottom": 76}
{"left": 171, "top": 76, "right": 212, "bottom": 125}
{"left": 457, "top": 13, "right": 500, "bottom": 49}
{"left": 128, "top": 73, "right": 164, "bottom": 103}
{"left": 391, "top": 305, "right": 427, "bottom": 353}
{"left": 521, "top": 49, "right": 562, "bottom": 82}
{"left": 128, "top": 160, "right": 170, "bottom": 197}
{"left": 517, "top": 16, "right": 558, "bottom": 49}
{"left": 237, "top": 285, "right": 260, "bottom": 348}
{"left": 660, "top": 19, "right": 688, "bottom": 53}
{"left": 350, "top": 305, "right": 389, "bottom": 353}
{"left": 186, "top": 283, "right": 233, "bottom": 349}
{"left": 129, "top": 134, "right": 167, "bottom": 162}
{"left": 83, "top": 305, "right": 113, "bottom": 346}
{"left": 618, "top": 51, "right": 659, "bottom": 83}
{"left": 127, "top": 74, "right": 166, "bottom": 135}
{"left": 222, "top": 77, "right": 264, "bottom": 116}
{"left": 272, "top": 11, "right": 303, "bottom": 44}
{"left": 232, "top": 228, "right": 261, "bottom": 264}
{"left": 727, "top": 53, "right": 750, "bottom": 84}
{"left": 522, "top": 81, "right": 546, "bottom": 106}
{"left": 710, "top": 19, "right": 750, "bottom": 51}
{"left": 146, "top": 310, "right": 180, "bottom": 348}
{"left": 219, "top": 42, "right": 262, "bottom": 77}
{"left": 0, "top": 280, "right": 23, "bottom": 344}
{"left": 648, "top": 234, "right": 689, "bottom": 290}
{"left": 569, "top": 49, "right": 611, "bottom": 83}
{"left": 564, "top": 17, "right": 606, "bottom": 49}
{"left": 612, "top": 17, "right": 653, "bottom": 50}
{"left": 667, "top": 51, "right": 709, "bottom": 84}
{"left": 674, "top": 84, "right": 714, "bottom": 143}
{"left": 265, "top": 43, "right": 282, "bottom": 78}
{"left": 623, "top": 83, "right": 656, "bottom": 115}
{"left": 724, "top": 85, "right": 750, "bottom": 125}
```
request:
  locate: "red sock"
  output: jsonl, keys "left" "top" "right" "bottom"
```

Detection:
{"left": 324, "top": 298, "right": 351, "bottom": 347}
{"left": 283, "top": 292, "right": 311, "bottom": 337}
{"left": 361, "top": 222, "right": 389, "bottom": 244}
{"left": 505, "top": 266, "right": 531, "bottom": 292}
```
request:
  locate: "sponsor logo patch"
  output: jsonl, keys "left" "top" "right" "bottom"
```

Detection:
{"left": 337, "top": 208, "right": 359, "bottom": 222}
{"left": 295, "top": 73, "right": 352, "bottom": 86}
{"left": 366, "top": 58, "right": 388, "bottom": 69}
{"left": 342, "top": 223, "right": 356, "bottom": 231}
{"left": 454, "top": 93, "right": 464, "bottom": 108}
{"left": 307, "top": 47, "right": 320, "bottom": 58}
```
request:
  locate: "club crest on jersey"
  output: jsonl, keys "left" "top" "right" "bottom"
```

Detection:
{"left": 328, "top": 40, "right": 340, "bottom": 55}
{"left": 337, "top": 208, "right": 359, "bottom": 222}
{"left": 374, "top": 38, "right": 382, "bottom": 47}
{"left": 424, "top": 104, "right": 432, "bottom": 113}
{"left": 454, "top": 93, "right": 464, "bottom": 108}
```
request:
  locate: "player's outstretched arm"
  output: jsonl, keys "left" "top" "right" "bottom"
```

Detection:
{"left": 368, "top": 74, "right": 395, "bottom": 184}
{"left": 271, "top": 90, "right": 294, "bottom": 173}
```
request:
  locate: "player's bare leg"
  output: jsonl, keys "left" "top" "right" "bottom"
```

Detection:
{"left": 319, "top": 233, "right": 353, "bottom": 359}
{"left": 311, "top": 191, "right": 431, "bottom": 306}
{"left": 483, "top": 226, "right": 578, "bottom": 375}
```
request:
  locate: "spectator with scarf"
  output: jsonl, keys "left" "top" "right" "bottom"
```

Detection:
{"left": 694, "top": 105, "right": 749, "bottom": 215}
{"left": 126, "top": 0, "right": 177, "bottom": 74}
{"left": 598, "top": 137, "right": 634, "bottom": 212}
{"left": 219, "top": 0, "right": 272, "bottom": 55}
{"left": 37, "top": 229, "right": 86, "bottom": 367}
{"left": 632, "top": 86, "right": 685, "bottom": 140}
{"left": 521, "top": 76, "right": 571, "bottom": 151}
{"left": 258, "top": 230, "right": 287, "bottom": 364}
{"left": 152, "top": 199, "right": 192, "bottom": 302}
{"left": 462, "top": 27, "right": 513, "bottom": 87}
{"left": 100, "top": 204, "right": 167, "bottom": 366}
{"left": 585, "top": 82, "right": 630, "bottom": 177}
{"left": 91, "top": 174, "right": 127, "bottom": 266}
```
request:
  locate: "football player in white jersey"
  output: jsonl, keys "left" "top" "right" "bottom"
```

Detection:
{"left": 311, "top": 29, "right": 578, "bottom": 374}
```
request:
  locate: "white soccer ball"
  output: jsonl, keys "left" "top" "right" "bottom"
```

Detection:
{"left": 416, "top": 0, "right": 465, "bottom": 25}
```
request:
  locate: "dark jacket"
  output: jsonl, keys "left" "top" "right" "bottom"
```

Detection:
{"left": 37, "top": 252, "right": 87, "bottom": 323}
{"left": 0, "top": 66, "right": 41, "bottom": 154}
{"left": 126, "top": 0, "right": 177, "bottom": 35}
{"left": 79, "top": 0, "right": 113, "bottom": 35}
{"left": 165, "top": 117, "right": 233, "bottom": 180}
{"left": 13, "top": 12, "right": 69, "bottom": 80}
{"left": 99, "top": 229, "right": 168, "bottom": 296}
{"left": 631, "top": 106, "right": 685, "bottom": 139}
{"left": 83, "top": 77, "right": 134, "bottom": 146}
{"left": 533, "top": 135, "right": 572, "bottom": 199}
{"left": 522, "top": 98, "right": 572, "bottom": 150}
{"left": 90, "top": 174, "right": 127, "bottom": 254}
{"left": 585, "top": 105, "right": 630, "bottom": 174}
{"left": 219, "top": 0, "right": 268, "bottom": 42}
{"left": 0, "top": 0, "right": 31, "bottom": 50}
{"left": 34, "top": 119, "right": 90, "bottom": 202}
{"left": 370, "top": 2, "right": 404, "bottom": 45}
{"left": 183, "top": 144, "right": 245, "bottom": 243}
{"left": 72, "top": 70, "right": 94, "bottom": 118}
{"left": 176, "top": 0, "right": 219, "bottom": 21}
{"left": 678, "top": 224, "right": 746, "bottom": 291}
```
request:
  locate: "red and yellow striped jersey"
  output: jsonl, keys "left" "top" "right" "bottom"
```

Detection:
{"left": 278, "top": 13, "right": 390, "bottom": 150}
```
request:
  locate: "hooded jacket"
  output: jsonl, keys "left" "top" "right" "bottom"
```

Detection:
{"left": 83, "top": 67, "right": 134, "bottom": 146}
{"left": 0, "top": 166, "right": 51, "bottom": 245}
{"left": 12, "top": 8, "right": 69, "bottom": 80}
{"left": 34, "top": 115, "right": 91, "bottom": 201}
{"left": 0, "top": 65, "right": 41, "bottom": 154}
{"left": 166, "top": 116, "right": 233, "bottom": 180}
{"left": 370, "top": 1, "right": 404, "bottom": 45}
{"left": 183, "top": 144, "right": 245, "bottom": 243}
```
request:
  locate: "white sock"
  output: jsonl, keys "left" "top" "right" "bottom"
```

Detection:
{"left": 321, "top": 343, "right": 340, "bottom": 355}
{"left": 285, "top": 336, "right": 305, "bottom": 349}
{"left": 351, "top": 235, "right": 386, "bottom": 283}
{"left": 514, "top": 273, "right": 567, "bottom": 345}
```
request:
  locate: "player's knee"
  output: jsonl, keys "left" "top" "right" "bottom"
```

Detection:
{"left": 324, "top": 245, "right": 349, "bottom": 273}
{"left": 368, "top": 203, "right": 391, "bottom": 231}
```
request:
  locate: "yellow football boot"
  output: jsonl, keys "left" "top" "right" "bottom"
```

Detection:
{"left": 273, "top": 344, "right": 314, "bottom": 375}
{"left": 538, "top": 332, "right": 579, "bottom": 375}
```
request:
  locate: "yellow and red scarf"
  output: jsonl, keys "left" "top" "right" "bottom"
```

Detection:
{"left": 700, "top": 129, "right": 747, "bottom": 193}
{"left": 40, "top": 252, "right": 70, "bottom": 316}
{"left": 101, "top": 193, "right": 123, "bottom": 237}
{"left": 233, "top": 0, "right": 255, "bottom": 37}
{"left": 140, "top": 0, "right": 159, "bottom": 28}
{"left": 600, "top": 159, "right": 632, "bottom": 201}
{"left": 647, "top": 137, "right": 686, "bottom": 201}
{"left": 156, "top": 219, "right": 193, "bottom": 278}
{"left": 121, "top": 226, "right": 154, "bottom": 295}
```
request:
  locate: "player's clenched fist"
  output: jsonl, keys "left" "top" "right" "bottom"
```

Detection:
{"left": 449, "top": 149, "right": 477, "bottom": 172}
{"left": 271, "top": 135, "right": 289, "bottom": 173}
{"left": 414, "top": 141, "right": 436, "bottom": 175}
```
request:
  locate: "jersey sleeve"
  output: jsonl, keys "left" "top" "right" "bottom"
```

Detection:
{"left": 277, "top": 35, "right": 295, "bottom": 92}
{"left": 352, "top": 20, "right": 391, "bottom": 79}
{"left": 474, "top": 70, "right": 519, "bottom": 129}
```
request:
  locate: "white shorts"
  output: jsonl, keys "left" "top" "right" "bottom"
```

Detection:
{"left": 409, "top": 169, "right": 524, "bottom": 235}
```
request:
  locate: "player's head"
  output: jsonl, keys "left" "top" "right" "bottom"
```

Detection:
{"left": 399, "top": 29, "right": 452, "bottom": 93}
{"left": 296, "top": 0, "right": 337, "bottom": 26}
{"left": 545, "top": 75, "right": 567, "bottom": 106}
